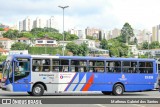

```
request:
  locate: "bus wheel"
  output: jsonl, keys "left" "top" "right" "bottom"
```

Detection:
{"left": 112, "top": 84, "right": 124, "bottom": 96}
{"left": 32, "top": 84, "right": 44, "bottom": 96}
{"left": 102, "top": 91, "right": 111, "bottom": 95}
{"left": 27, "top": 92, "right": 33, "bottom": 96}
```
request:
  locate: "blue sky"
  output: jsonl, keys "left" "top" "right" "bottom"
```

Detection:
{"left": 1, "top": 0, "right": 160, "bottom": 31}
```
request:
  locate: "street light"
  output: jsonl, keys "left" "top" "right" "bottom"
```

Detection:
{"left": 58, "top": 5, "right": 69, "bottom": 56}
{"left": 146, "top": 33, "right": 151, "bottom": 58}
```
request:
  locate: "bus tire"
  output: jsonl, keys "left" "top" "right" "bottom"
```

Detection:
{"left": 32, "top": 84, "right": 44, "bottom": 96}
{"left": 102, "top": 91, "right": 111, "bottom": 95}
{"left": 112, "top": 84, "right": 124, "bottom": 96}
{"left": 27, "top": 92, "right": 33, "bottom": 96}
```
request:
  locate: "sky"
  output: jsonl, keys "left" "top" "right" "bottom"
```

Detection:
{"left": 1, "top": 0, "right": 160, "bottom": 31}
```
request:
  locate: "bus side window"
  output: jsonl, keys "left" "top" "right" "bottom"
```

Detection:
{"left": 32, "top": 59, "right": 41, "bottom": 72}
{"left": 122, "top": 61, "right": 130, "bottom": 73}
{"left": 139, "top": 62, "right": 145, "bottom": 73}
{"left": 52, "top": 60, "right": 60, "bottom": 72}
{"left": 42, "top": 59, "right": 50, "bottom": 72}
{"left": 61, "top": 60, "right": 69, "bottom": 72}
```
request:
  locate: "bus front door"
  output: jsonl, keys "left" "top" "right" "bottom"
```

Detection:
{"left": 13, "top": 60, "right": 31, "bottom": 92}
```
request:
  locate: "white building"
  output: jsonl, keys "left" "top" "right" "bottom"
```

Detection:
{"left": 68, "top": 28, "right": 85, "bottom": 39}
{"left": 0, "top": 38, "right": 14, "bottom": 50}
{"left": 47, "top": 16, "right": 58, "bottom": 29}
{"left": 74, "top": 39, "right": 96, "bottom": 48}
{"left": 128, "top": 45, "right": 138, "bottom": 57}
{"left": 18, "top": 16, "right": 59, "bottom": 31}
{"left": 16, "top": 37, "right": 32, "bottom": 45}
{"left": 23, "top": 17, "right": 33, "bottom": 31}
{"left": 35, "top": 37, "right": 57, "bottom": 47}
{"left": 33, "top": 17, "right": 46, "bottom": 28}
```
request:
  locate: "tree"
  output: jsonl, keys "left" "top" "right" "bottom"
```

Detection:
{"left": 64, "top": 32, "right": 79, "bottom": 41}
{"left": 66, "top": 42, "right": 89, "bottom": 56}
{"left": 120, "top": 23, "right": 134, "bottom": 43}
{"left": 0, "top": 28, "right": 4, "bottom": 31}
{"left": 134, "top": 37, "right": 138, "bottom": 44}
{"left": 3, "top": 30, "right": 19, "bottom": 39}
{"left": 142, "top": 41, "right": 149, "bottom": 49}
{"left": 78, "top": 42, "right": 89, "bottom": 56}
{"left": 100, "top": 39, "right": 108, "bottom": 49}
{"left": 149, "top": 41, "right": 159, "bottom": 49}
{"left": 11, "top": 42, "right": 30, "bottom": 50}
{"left": 66, "top": 42, "right": 79, "bottom": 55}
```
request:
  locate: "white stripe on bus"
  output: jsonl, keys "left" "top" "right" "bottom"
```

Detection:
{"left": 75, "top": 74, "right": 86, "bottom": 91}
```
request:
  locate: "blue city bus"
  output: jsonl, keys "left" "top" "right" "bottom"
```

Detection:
{"left": 1, "top": 54, "right": 158, "bottom": 96}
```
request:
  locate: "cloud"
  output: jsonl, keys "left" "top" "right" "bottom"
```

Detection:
{"left": 1, "top": 0, "right": 160, "bottom": 31}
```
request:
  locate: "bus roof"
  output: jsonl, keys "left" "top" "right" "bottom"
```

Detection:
{"left": 8, "top": 54, "right": 156, "bottom": 62}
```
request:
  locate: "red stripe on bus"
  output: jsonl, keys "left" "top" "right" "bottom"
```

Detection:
{"left": 82, "top": 74, "right": 94, "bottom": 91}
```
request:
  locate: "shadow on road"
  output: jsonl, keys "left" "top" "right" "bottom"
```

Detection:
{"left": 0, "top": 93, "right": 149, "bottom": 97}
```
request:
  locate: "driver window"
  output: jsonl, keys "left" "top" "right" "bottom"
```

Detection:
{"left": 14, "top": 58, "right": 30, "bottom": 81}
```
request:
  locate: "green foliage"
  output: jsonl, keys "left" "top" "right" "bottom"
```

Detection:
{"left": 11, "top": 42, "right": 30, "bottom": 50}
{"left": 66, "top": 42, "right": 89, "bottom": 56}
{"left": 149, "top": 41, "right": 159, "bottom": 49}
{"left": 109, "top": 39, "right": 128, "bottom": 57}
{"left": 100, "top": 39, "right": 108, "bottom": 49}
{"left": 66, "top": 42, "right": 79, "bottom": 55}
{"left": 64, "top": 32, "right": 79, "bottom": 41}
{"left": 0, "top": 55, "right": 7, "bottom": 62}
{"left": 78, "top": 42, "right": 89, "bottom": 56}
{"left": 19, "top": 32, "right": 34, "bottom": 38}
{"left": 3, "top": 30, "right": 19, "bottom": 39}
{"left": 141, "top": 41, "right": 149, "bottom": 49}
{"left": 120, "top": 22, "right": 134, "bottom": 43}
{"left": 86, "top": 35, "right": 97, "bottom": 40}
{"left": 0, "top": 28, "right": 4, "bottom": 31}
{"left": 28, "top": 47, "right": 63, "bottom": 55}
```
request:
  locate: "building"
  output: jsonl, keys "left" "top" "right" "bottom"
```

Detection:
{"left": 33, "top": 17, "right": 46, "bottom": 28}
{"left": 68, "top": 28, "right": 85, "bottom": 39}
{"left": 74, "top": 38, "right": 109, "bottom": 57}
{"left": 18, "top": 16, "right": 59, "bottom": 31}
{"left": 138, "top": 48, "right": 160, "bottom": 58}
{"left": 128, "top": 45, "right": 138, "bottom": 58}
{"left": 35, "top": 37, "right": 57, "bottom": 47}
{"left": 19, "top": 21, "right": 23, "bottom": 31}
{"left": 47, "top": 16, "right": 58, "bottom": 29}
{"left": 0, "top": 48, "right": 8, "bottom": 55}
{"left": 23, "top": 17, "right": 33, "bottom": 31}
{"left": 85, "top": 27, "right": 100, "bottom": 39}
{"left": 152, "top": 25, "right": 160, "bottom": 42}
{"left": 16, "top": 37, "right": 32, "bottom": 45}
{"left": 0, "top": 38, "right": 14, "bottom": 50}
{"left": 111, "top": 28, "right": 121, "bottom": 38}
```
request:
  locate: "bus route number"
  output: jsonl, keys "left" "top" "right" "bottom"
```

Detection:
{"left": 145, "top": 76, "right": 153, "bottom": 79}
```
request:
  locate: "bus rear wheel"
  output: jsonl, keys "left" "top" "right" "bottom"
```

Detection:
{"left": 32, "top": 84, "right": 44, "bottom": 96}
{"left": 112, "top": 84, "right": 124, "bottom": 96}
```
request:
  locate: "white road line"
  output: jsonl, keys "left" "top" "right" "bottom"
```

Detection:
{"left": 132, "top": 104, "right": 146, "bottom": 107}
{"left": 94, "top": 104, "right": 107, "bottom": 107}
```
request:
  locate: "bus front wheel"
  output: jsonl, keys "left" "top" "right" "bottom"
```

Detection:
{"left": 32, "top": 84, "right": 44, "bottom": 96}
{"left": 112, "top": 84, "right": 124, "bottom": 96}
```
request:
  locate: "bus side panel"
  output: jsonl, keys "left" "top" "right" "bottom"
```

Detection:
{"left": 125, "top": 84, "right": 154, "bottom": 91}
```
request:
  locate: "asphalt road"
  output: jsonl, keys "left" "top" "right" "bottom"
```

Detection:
{"left": 0, "top": 89, "right": 160, "bottom": 107}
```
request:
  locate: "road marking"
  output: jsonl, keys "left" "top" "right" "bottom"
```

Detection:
{"left": 94, "top": 104, "right": 107, "bottom": 107}
{"left": 132, "top": 104, "right": 146, "bottom": 107}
